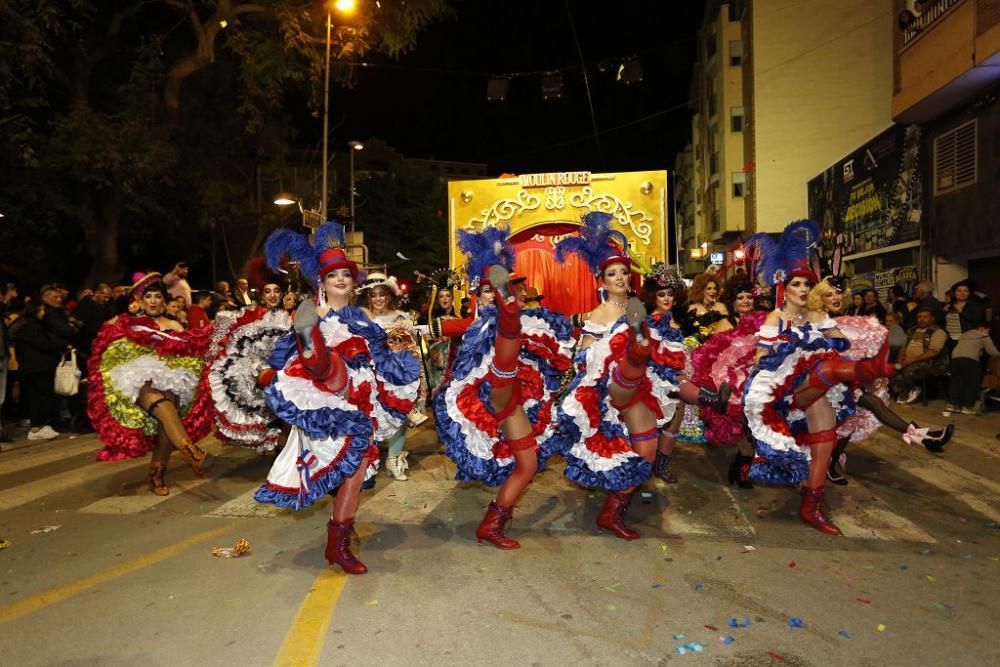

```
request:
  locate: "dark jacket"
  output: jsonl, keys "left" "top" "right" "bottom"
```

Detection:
{"left": 74, "top": 296, "right": 113, "bottom": 357}
{"left": 0, "top": 301, "right": 9, "bottom": 362}
{"left": 41, "top": 306, "right": 78, "bottom": 348}
{"left": 9, "top": 316, "right": 65, "bottom": 374}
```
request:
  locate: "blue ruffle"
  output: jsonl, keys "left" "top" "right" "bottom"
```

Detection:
{"left": 265, "top": 384, "right": 373, "bottom": 442}
{"left": 433, "top": 390, "right": 514, "bottom": 487}
{"left": 254, "top": 433, "right": 374, "bottom": 510}
{"left": 267, "top": 331, "right": 299, "bottom": 369}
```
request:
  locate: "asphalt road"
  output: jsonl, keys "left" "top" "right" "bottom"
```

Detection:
{"left": 1, "top": 401, "right": 999, "bottom": 666}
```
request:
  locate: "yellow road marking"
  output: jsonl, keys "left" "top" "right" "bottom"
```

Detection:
{"left": 0, "top": 525, "right": 236, "bottom": 625}
{"left": 273, "top": 568, "right": 347, "bottom": 667}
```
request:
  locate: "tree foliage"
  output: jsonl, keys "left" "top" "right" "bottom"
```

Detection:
{"left": 0, "top": 0, "right": 451, "bottom": 288}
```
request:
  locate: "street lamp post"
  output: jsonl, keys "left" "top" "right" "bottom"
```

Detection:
{"left": 348, "top": 140, "right": 364, "bottom": 227}
{"left": 320, "top": 0, "right": 357, "bottom": 221}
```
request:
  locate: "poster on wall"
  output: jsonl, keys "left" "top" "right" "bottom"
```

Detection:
{"left": 807, "top": 125, "right": 922, "bottom": 259}
{"left": 848, "top": 265, "right": 920, "bottom": 301}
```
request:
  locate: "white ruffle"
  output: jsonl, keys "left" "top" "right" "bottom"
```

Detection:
{"left": 109, "top": 354, "right": 199, "bottom": 405}
{"left": 562, "top": 321, "right": 649, "bottom": 472}
{"left": 264, "top": 426, "right": 377, "bottom": 490}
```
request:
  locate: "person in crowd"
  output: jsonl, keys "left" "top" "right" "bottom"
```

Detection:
{"left": 686, "top": 271, "right": 729, "bottom": 336}
{"left": 459, "top": 296, "right": 472, "bottom": 318}
{"left": 422, "top": 273, "right": 461, "bottom": 392}
{"left": 859, "top": 288, "right": 887, "bottom": 323}
{"left": 890, "top": 307, "right": 949, "bottom": 404}
{"left": 945, "top": 280, "right": 986, "bottom": 348}
{"left": 164, "top": 295, "right": 187, "bottom": 327}
{"left": 743, "top": 220, "right": 895, "bottom": 536}
{"left": 8, "top": 300, "right": 64, "bottom": 440}
{"left": 913, "top": 280, "right": 945, "bottom": 327}
{"left": 848, "top": 292, "right": 864, "bottom": 316}
{"left": 523, "top": 286, "right": 544, "bottom": 309}
{"left": 282, "top": 290, "right": 299, "bottom": 316}
{"left": 71, "top": 283, "right": 115, "bottom": 433}
{"left": 216, "top": 280, "right": 237, "bottom": 310}
{"left": 885, "top": 311, "right": 907, "bottom": 362}
{"left": 163, "top": 261, "right": 192, "bottom": 306}
{"left": 88, "top": 273, "right": 215, "bottom": 494}
{"left": 188, "top": 290, "right": 214, "bottom": 329}
{"left": 360, "top": 271, "right": 426, "bottom": 480}
{"left": 40, "top": 283, "right": 80, "bottom": 344}
{"left": 0, "top": 280, "right": 17, "bottom": 442}
{"left": 888, "top": 285, "right": 909, "bottom": 322}
{"left": 948, "top": 317, "right": 1000, "bottom": 414}
{"left": 233, "top": 277, "right": 255, "bottom": 308}
{"left": 436, "top": 226, "right": 574, "bottom": 549}
{"left": 206, "top": 258, "right": 292, "bottom": 453}
{"left": 550, "top": 212, "right": 685, "bottom": 540}
{"left": 254, "top": 222, "right": 420, "bottom": 575}
{"left": 691, "top": 273, "right": 767, "bottom": 489}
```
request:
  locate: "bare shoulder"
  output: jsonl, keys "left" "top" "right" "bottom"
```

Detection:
{"left": 763, "top": 310, "right": 782, "bottom": 327}
{"left": 713, "top": 303, "right": 730, "bottom": 316}
{"left": 587, "top": 303, "right": 620, "bottom": 326}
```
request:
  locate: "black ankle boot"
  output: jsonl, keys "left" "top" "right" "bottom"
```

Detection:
{"left": 728, "top": 453, "right": 754, "bottom": 489}
{"left": 653, "top": 450, "right": 678, "bottom": 483}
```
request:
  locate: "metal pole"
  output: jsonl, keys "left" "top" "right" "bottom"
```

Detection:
{"left": 349, "top": 145, "right": 355, "bottom": 227}
{"left": 320, "top": 12, "right": 332, "bottom": 221}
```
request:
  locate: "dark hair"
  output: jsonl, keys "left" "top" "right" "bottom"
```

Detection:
{"left": 889, "top": 285, "right": 906, "bottom": 300}
{"left": 192, "top": 290, "right": 213, "bottom": 304}
{"left": 916, "top": 306, "right": 933, "bottom": 316}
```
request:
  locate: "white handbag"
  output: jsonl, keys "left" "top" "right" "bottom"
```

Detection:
{"left": 54, "top": 348, "right": 81, "bottom": 397}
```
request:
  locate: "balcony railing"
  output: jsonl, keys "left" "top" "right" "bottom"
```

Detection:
{"left": 901, "top": 0, "right": 963, "bottom": 47}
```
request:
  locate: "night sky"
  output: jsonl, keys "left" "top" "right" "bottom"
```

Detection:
{"left": 299, "top": 1, "right": 705, "bottom": 175}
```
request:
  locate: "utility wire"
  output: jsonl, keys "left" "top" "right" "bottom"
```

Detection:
{"left": 564, "top": 0, "right": 603, "bottom": 169}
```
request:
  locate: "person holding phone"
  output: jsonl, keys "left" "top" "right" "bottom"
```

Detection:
{"left": 163, "top": 261, "right": 192, "bottom": 306}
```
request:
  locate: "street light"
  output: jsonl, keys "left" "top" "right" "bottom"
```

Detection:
{"left": 348, "top": 140, "right": 364, "bottom": 226}
{"left": 273, "top": 193, "right": 298, "bottom": 207}
{"left": 320, "top": 0, "right": 357, "bottom": 221}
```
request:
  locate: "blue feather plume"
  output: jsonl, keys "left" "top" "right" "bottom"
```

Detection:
{"left": 746, "top": 219, "right": 820, "bottom": 286}
{"left": 457, "top": 225, "right": 515, "bottom": 284}
{"left": 265, "top": 229, "right": 318, "bottom": 283}
{"left": 311, "top": 221, "right": 346, "bottom": 253}
{"left": 555, "top": 211, "right": 629, "bottom": 274}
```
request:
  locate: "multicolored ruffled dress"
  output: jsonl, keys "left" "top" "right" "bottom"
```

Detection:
{"left": 677, "top": 310, "right": 726, "bottom": 442}
{"left": 834, "top": 315, "right": 890, "bottom": 442}
{"left": 690, "top": 310, "right": 768, "bottom": 445}
{"left": 434, "top": 307, "right": 574, "bottom": 486}
{"left": 205, "top": 307, "right": 292, "bottom": 452}
{"left": 88, "top": 316, "right": 213, "bottom": 461}
{"left": 547, "top": 313, "right": 686, "bottom": 490}
{"left": 254, "top": 306, "right": 421, "bottom": 509}
{"left": 742, "top": 317, "right": 856, "bottom": 484}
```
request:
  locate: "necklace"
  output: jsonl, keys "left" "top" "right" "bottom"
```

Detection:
{"left": 782, "top": 308, "right": 807, "bottom": 324}
{"left": 608, "top": 296, "right": 628, "bottom": 309}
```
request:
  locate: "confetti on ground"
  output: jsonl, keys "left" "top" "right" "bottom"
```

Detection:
{"left": 607, "top": 605, "right": 617, "bottom": 611}
{"left": 0, "top": 539, "right": 11, "bottom": 550}
{"left": 743, "top": 545, "right": 756, "bottom": 552}
{"left": 211, "top": 538, "right": 251, "bottom": 559}
{"left": 876, "top": 624, "right": 887, "bottom": 632}
{"left": 720, "top": 636, "right": 735, "bottom": 645}
{"left": 602, "top": 581, "right": 622, "bottom": 592}
{"left": 30, "top": 525, "right": 62, "bottom": 535}
{"left": 926, "top": 575, "right": 936, "bottom": 582}
{"left": 788, "top": 561, "right": 797, "bottom": 568}
{"left": 856, "top": 598, "right": 872, "bottom": 604}
{"left": 838, "top": 630, "right": 851, "bottom": 639}
{"left": 366, "top": 599, "right": 378, "bottom": 606}
{"left": 919, "top": 548, "right": 932, "bottom": 555}
{"left": 726, "top": 617, "right": 751, "bottom": 628}
{"left": 862, "top": 565, "right": 875, "bottom": 570}
{"left": 768, "top": 651, "right": 786, "bottom": 661}
{"left": 651, "top": 583, "right": 662, "bottom": 589}
{"left": 930, "top": 601, "right": 953, "bottom": 610}
{"left": 900, "top": 564, "right": 909, "bottom": 570}
{"left": 673, "top": 633, "right": 686, "bottom": 641}
{"left": 717, "top": 555, "right": 723, "bottom": 560}
{"left": 660, "top": 543, "right": 668, "bottom": 552}
{"left": 694, "top": 583, "right": 704, "bottom": 591}
{"left": 704, "top": 625, "right": 718, "bottom": 631}
{"left": 788, "top": 617, "right": 804, "bottom": 628}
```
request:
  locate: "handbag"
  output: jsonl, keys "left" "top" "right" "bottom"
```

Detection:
{"left": 54, "top": 348, "right": 81, "bottom": 397}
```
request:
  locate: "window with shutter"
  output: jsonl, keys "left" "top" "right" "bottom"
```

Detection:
{"left": 934, "top": 119, "right": 977, "bottom": 195}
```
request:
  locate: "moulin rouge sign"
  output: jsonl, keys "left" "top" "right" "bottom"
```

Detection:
{"left": 517, "top": 171, "right": 592, "bottom": 188}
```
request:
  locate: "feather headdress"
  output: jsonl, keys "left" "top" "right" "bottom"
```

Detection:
{"left": 555, "top": 211, "right": 631, "bottom": 276}
{"left": 457, "top": 224, "right": 515, "bottom": 292}
{"left": 263, "top": 221, "right": 357, "bottom": 288}
{"left": 643, "top": 261, "right": 685, "bottom": 294}
{"left": 246, "top": 256, "right": 287, "bottom": 293}
{"left": 746, "top": 219, "right": 821, "bottom": 305}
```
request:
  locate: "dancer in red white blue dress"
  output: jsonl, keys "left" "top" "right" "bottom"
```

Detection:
{"left": 205, "top": 258, "right": 292, "bottom": 453}
{"left": 434, "top": 226, "right": 574, "bottom": 549}
{"left": 254, "top": 222, "right": 420, "bottom": 574}
{"left": 742, "top": 220, "right": 896, "bottom": 535}
{"left": 548, "top": 212, "right": 686, "bottom": 540}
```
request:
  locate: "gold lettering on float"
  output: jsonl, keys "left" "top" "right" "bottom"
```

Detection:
{"left": 518, "top": 172, "right": 592, "bottom": 188}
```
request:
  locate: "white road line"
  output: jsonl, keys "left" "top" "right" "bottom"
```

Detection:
{"left": 0, "top": 457, "right": 149, "bottom": 511}
{"left": 0, "top": 439, "right": 101, "bottom": 475}
{"left": 834, "top": 479, "right": 937, "bottom": 543}
{"left": 76, "top": 475, "right": 216, "bottom": 514}
{"left": 207, "top": 486, "right": 297, "bottom": 519}
{"left": 891, "top": 459, "right": 1000, "bottom": 524}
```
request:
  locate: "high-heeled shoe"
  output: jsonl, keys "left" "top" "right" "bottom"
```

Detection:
{"left": 826, "top": 439, "right": 849, "bottom": 486}
{"left": 728, "top": 453, "right": 754, "bottom": 489}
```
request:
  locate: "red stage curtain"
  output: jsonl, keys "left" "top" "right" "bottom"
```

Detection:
{"left": 512, "top": 230, "right": 598, "bottom": 316}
